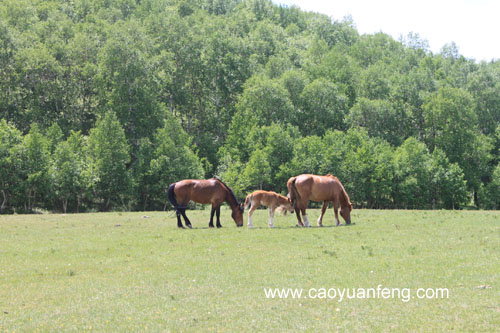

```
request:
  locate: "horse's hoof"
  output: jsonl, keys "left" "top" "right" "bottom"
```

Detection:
{"left": 186, "top": 224, "right": 192, "bottom": 229}
{"left": 178, "top": 225, "right": 185, "bottom": 229}
{"left": 216, "top": 225, "right": 222, "bottom": 228}
{"left": 209, "top": 224, "right": 214, "bottom": 228}
{"left": 318, "top": 224, "right": 323, "bottom": 227}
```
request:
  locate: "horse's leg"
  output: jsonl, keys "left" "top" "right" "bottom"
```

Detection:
{"left": 294, "top": 202, "right": 304, "bottom": 227}
{"left": 180, "top": 209, "right": 192, "bottom": 228}
{"left": 302, "top": 207, "right": 311, "bottom": 227}
{"left": 333, "top": 201, "right": 341, "bottom": 226}
{"left": 247, "top": 202, "right": 257, "bottom": 228}
{"left": 209, "top": 206, "right": 216, "bottom": 228}
{"left": 176, "top": 210, "right": 184, "bottom": 229}
{"left": 216, "top": 205, "right": 222, "bottom": 228}
{"left": 268, "top": 206, "right": 275, "bottom": 228}
{"left": 317, "top": 201, "right": 328, "bottom": 227}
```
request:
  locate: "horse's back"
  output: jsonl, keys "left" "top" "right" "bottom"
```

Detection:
{"left": 249, "top": 190, "right": 275, "bottom": 205}
{"left": 295, "top": 174, "right": 340, "bottom": 202}
{"left": 174, "top": 179, "right": 224, "bottom": 205}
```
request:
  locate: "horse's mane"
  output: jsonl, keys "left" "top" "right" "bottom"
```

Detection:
{"left": 212, "top": 177, "right": 240, "bottom": 205}
{"left": 340, "top": 187, "right": 352, "bottom": 207}
{"left": 325, "top": 174, "right": 352, "bottom": 207}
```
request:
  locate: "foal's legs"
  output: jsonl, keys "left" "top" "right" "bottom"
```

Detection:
{"left": 268, "top": 206, "right": 275, "bottom": 228}
{"left": 216, "top": 206, "right": 222, "bottom": 228}
{"left": 247, "top": 202, "right": 257, "bottom": 228}
{"left": 317, "top": 201, "right": 328, "bottom": 227}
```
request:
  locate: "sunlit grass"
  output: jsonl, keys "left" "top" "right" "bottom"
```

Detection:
{"left": 0, "top": 209, "right": 499, "bottom": 331}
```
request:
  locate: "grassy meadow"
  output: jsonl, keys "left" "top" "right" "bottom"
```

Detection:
{"left": 0, "top": 208, "right": 499, "bottom": 331}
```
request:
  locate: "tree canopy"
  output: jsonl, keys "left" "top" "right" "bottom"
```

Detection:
{"left": 0, "top": 0, "right": 499, "bottom": 212}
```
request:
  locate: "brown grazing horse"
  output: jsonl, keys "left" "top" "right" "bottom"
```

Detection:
{"left": 244, "top": 190, "right": 294, "bottom": 228}
{"left": 287, "top": 174, "right": 353, "bottom": 227}
{"left": 167, "top": 178, "right": 244, "bottom": 228}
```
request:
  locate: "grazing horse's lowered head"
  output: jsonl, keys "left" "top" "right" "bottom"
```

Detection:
{"left": 231, "top": 202, "right": 245, "bottom": 227}
{"left": 326, "top": 174, "right": 353, "bottom": 225}
{"left": 340, "top": 202, "right": 353, "bottom": 225}
{"left": 276, "top": 198, "right": 294, "bottom": 215}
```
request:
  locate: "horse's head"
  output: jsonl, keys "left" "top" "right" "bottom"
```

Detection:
{"left": 231, "top": 203, "right": 244, "bottom": 227}
{"left": 340, "top": 203, "right": 353, "bottom": 225}
{"left": 284, "top": 198, "right": 294, "bottom": 215}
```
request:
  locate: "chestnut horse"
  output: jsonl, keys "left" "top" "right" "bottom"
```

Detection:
{"left": 167, "top": 178, "right": 244, "bottom": 228}
{"left": 287, "top": 174, "right": 353, "bottom": 227}
{"left": 244, "top": 190, "right": 294, "bottom": 228}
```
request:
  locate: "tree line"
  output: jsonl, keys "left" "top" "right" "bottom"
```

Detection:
{"left": 0, "top": 0, "right": 499, "bottom": 213}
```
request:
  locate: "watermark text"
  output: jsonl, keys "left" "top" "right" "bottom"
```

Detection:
{"left": 264, "top": 285, "right": 449, "bottom": 302}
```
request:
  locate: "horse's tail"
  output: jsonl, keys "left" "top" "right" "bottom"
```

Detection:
{"left": 167, "top": 183, "right": 179, "bottom": 210}
{"left": 244, "top": 193, "right": 252, "bottom": 210}
{"left": 287, "top": 177, "right": 300, "bottom": 206}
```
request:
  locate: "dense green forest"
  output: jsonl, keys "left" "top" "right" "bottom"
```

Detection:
{"left": 0, "top": 0, "right": 499, "bottom": 213}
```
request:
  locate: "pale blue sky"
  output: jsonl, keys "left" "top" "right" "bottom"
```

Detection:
{"left": 275, "top": 0, "right": 499, "bottom": 62}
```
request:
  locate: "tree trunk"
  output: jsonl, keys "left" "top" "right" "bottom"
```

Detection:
{"left": 1, "top": 189, "right": 7, "bottom": 213}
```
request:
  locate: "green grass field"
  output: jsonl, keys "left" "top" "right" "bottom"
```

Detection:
{"left": 1, "top": 208, "right": 499, "bottom": 331}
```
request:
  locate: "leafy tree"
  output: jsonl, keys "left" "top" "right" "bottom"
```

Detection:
{"left": 347, "top": 98, "right": 404, "bottom": 146}
{"left": 0, "top": 21, "right": 17, "bottom": 126}
{"left": 478, "top": 163, "right": 500, "bottom": 209}
{"left": 149, "top": 115, "right": 204, "bottom": 209}
{"left": 467, "top": 64, "right": 500, "bottom": 135}
{"left": 285, "top": 135, "right": 325, "bottom": 176}
{"left": 428, "top": 149, "right": 468, "bottom": 209}
{"left": 86, "top": 112, "right": 131, "bottom": 211}
{"left": 46, "top": 123, "right": 63, "bottom": 154}
{"left": 338, "top": 129, "right": 394, "bottom": 208}
{"left": 13, "top": 43, "right": 63, "bottom": 131}
{"left": 131, "top": 137, "right": 156, "bottom": 211}
{"left": 217, "top": 152, "right": 246, "bottom": 198}
{"left": 358, "top": 63, "right": 391, "bottom": 100}
{"left": 51, "top": 131, "right": 87, "bottom": 212}
{"left": 97, "top": 19, "right": 162, "bottom": 148}
{"left": 393, "top": 138, "right": 432, "bottom": 209}
{"left": 224, "top": 76, "right": 294, "bottom": 161}
{"left": 297, "top": 78, "right": 348, "bottom": 136}
{"left": 241, "top": 148, "right": 271, "bottom": 190}
{"left": 11, "top": 124, "right": 51, "bottom": 212}
{"left": 1, "top": 0, "right": 499, "bottom": 212}
{"left": 0, "top": 120, "right": 22, "bottom": 213}
{"left": 423, "top": 87, "right": 492, "bottom": 193}
{"left": 310, "top": 46, "right": 358, "bottom": 106}
{"left": 280, "top": 69, "right": 308, "bottom": 108}
{"left": 350, "top": 33, "right": 404, "bottom": 67}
